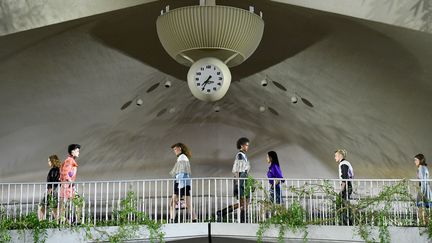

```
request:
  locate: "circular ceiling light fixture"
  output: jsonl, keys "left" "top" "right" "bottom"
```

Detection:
{"left": 157, "top": 1, "right": 264, "bottom": 102}
{"left": 156, "top": 2, "right": 264, "bottom": 68}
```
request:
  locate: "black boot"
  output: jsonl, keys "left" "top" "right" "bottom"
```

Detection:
{"left": 240, "top": 210, "right": 247, "bottom": 223}
{"left": 216, "top": 205, "right": 235, "bottom": 222}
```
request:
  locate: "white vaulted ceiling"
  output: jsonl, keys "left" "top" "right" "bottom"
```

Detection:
{"left": 0, "top": 0, "right": 431, "bottom": 182}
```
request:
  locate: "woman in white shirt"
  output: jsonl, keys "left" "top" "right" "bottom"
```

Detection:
{"left": 169, "top": 143, "right": 197, "bottom": 223}
{"left": 414, "top": 153, "right": 431, "bottom": 224}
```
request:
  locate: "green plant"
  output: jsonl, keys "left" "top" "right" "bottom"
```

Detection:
{"left": 254, "top": 179, "right": 417, "bottom": 243}
{"left": 0, "top": 207, "right": 12, "bottom": 243}
{"left": 244, "top": 176, "right": 260, "bottom": 198}
{"left": 0, "top": 211, "right": 58, "bottom": 243}
{"left": 257, "top": 201, "right": 308, "bottom": 243}
{"left": 0, "top": 191, "right": 164, "bottom": 243}
{"left": 89, "top": 191, "right": 165, "bottom": 243}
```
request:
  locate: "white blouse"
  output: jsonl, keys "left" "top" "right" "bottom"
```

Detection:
{"left": 232, "top": 151, "right": 250, "bottom": 173}
{"left": 170, "top": 154, "right": 191, "bottom": 177}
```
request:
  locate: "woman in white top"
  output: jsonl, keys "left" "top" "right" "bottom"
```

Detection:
{"left": 232, "top": 137, "right": 250, "bottom": 222}
{"left": 169, "top": 143, "right": 197, "bottom": 223}
{"left": 414, "top": 153, "right": 431, "bottom": 224}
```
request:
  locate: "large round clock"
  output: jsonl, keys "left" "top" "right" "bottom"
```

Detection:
{"left": 187, "top": 57, "right": 231, "bottom": 102}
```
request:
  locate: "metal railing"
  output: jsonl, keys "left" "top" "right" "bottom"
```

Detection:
{"left": 0, "top": 178, "right": 428, "bottom": 226}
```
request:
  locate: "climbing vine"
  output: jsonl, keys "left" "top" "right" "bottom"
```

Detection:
{"left": 253, "top": 178, "right": 425, "bottom": 243}
{"left": 0, "top": 191, "right": 164, "bottom": 243}
{"left": 92, "top": 191, "right": 165, "bottom": 243}
{"left": 0, "top": 209, "right": 57, "bottom": 243}
{"left": 2, "top": 179, "right": 432, "bottom": 243}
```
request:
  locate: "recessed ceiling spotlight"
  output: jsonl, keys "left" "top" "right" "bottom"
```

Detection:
{"left": 291, "top": 95, "right": 298, "bottom": 104}
{"left": 259, "top": 105, "right": 266, "bottom": 112}
{"left": 164, "top": 80, "right": 172, "bottom": 88}
{"left": 214, "top": 105, "right": 221, "bottom": 112}
{"left": 136, "top": 98, "right": 143, "bottom": 106}
{"left": 261, "top": 76, "right": 268, "bottom": 87}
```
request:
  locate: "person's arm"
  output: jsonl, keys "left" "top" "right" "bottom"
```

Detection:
{"left": 267, "top": 167, "right": 274, "bottom": 187}
{"left": 274, "top": 165, "right": 284, "bottom": 186}
{"left": 419, "top": 166, "right": 429, "bottom": 196}
{"left": 47, "top": 168, "right": 59, "bottom": 190}
{"left": 176, "top": 173, "right": 185, "bottom": 189}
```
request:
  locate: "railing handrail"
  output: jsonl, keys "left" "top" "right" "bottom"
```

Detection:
{"left": 0, "top": 177, "right": 429, "bottom": 185}
{"left": 1, "top": 177, "right": 428, "bottom": 229}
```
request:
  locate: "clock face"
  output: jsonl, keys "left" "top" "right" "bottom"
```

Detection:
{"left": 193, "top": 64, "right": 224, "bottom": 94}
{"left": 187, "top": 57, "right": 231, "bottom": 102}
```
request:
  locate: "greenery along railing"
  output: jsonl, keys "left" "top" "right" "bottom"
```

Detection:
{"left": 1, "top": 178, "right": 432, "bottom": 243}
{"left": 251, "top": 178, "right": 432, "bottom": 243}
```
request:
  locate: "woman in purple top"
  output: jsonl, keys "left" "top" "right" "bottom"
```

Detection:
{"left": 267, "top": 151, "right": 284, "bottom": 204}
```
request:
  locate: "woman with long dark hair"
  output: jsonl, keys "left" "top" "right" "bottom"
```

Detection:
{"left": 267, "top": 151, "right": 284, "bottom": 204}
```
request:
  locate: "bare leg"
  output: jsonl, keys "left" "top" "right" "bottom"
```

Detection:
{"left": 59, "top": 198, "right": 67, "bottom": 224}
{"left": 169, "top": 194, "right": 178, "bottom": 221}
{"left": 419, "top": 207, "right": 429, "bottom": 225}
{"left": 185, "top": 196, "right": 197, "bottom": 221}
{"left": 38, "top": 205, "right": 46, "bottom": 221}
{"left": 52, "top": 208, "right": 58, "bottom": 221}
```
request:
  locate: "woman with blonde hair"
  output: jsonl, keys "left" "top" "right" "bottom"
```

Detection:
{"left": 335, "top": 149, "right": 354, "bottom": 200}
{"left": 334, "top": 149, "right": 354, "bottom": 225}
{"left": 38, "top": 155, "right": 61, "bottom": 221}
{"left": 169, "top": 143, "right": 197, "bottom": 223}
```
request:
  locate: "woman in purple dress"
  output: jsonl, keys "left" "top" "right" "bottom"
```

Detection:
{"left": 267, "top": 151, "right": 284, "bottom": 204}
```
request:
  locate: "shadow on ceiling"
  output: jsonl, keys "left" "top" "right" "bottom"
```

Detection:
{"left": 89, "top": 0, "right": 329, "bottom": 81}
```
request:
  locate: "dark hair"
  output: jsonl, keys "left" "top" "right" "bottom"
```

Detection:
{"left": 171, "top": 143, "right": 192, "bottom": 159}
{"left": 68, "top": 144, "right": 81, "bottom": 155}
{"left": 267, "top": 151, "right": 280, "bottom": 166}
{"left": 415, "top": 153, "right": 427, "bottom": 166}
{"left": 236, "top": 137, "right": 250, "bottom": 149}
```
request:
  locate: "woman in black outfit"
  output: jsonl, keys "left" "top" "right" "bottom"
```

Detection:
{"left": 38, "top": 155, "right": 61, "bottom": 221}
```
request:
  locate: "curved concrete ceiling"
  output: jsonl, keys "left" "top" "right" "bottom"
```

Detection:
{"left": 0, "top": 0, "right": 151, "bottom": 35}
{"left": 273, "top": 0, "right": 432, "bottom": 33}
{"left": 0, "top": 0, "right": 431, "bottom": 182}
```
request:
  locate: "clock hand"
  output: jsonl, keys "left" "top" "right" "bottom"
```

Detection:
{"left": 201, "top": 82, "right": 207, "bottom": 91}
{"left": 205, "top": 75, "right": 212, "bottom": 82}
{"left": 201, "top": 75, "right": 212, "bottom": 91}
